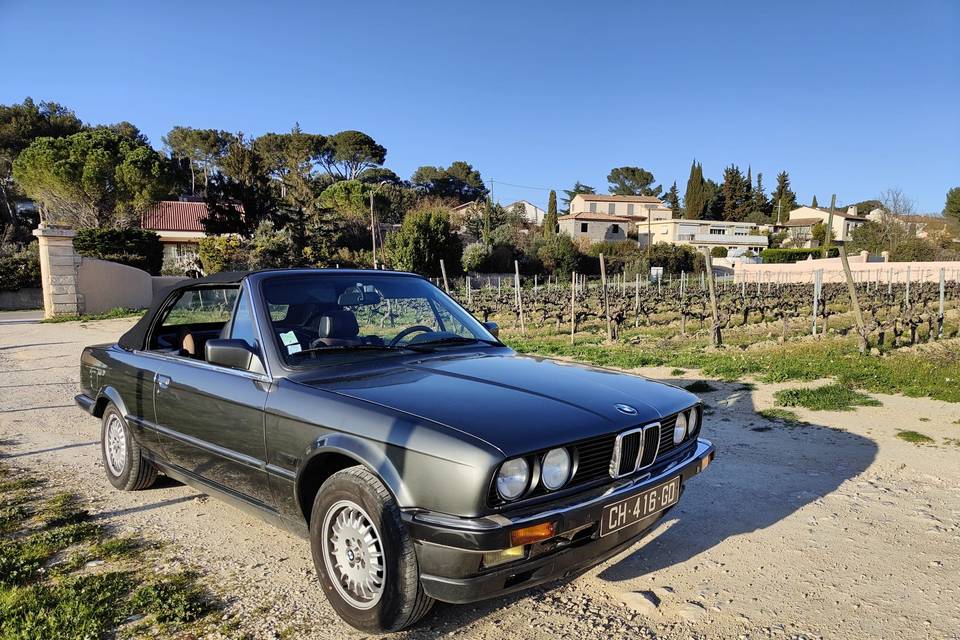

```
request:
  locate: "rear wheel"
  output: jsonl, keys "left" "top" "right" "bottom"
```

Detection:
{"left": 100, "top": 403, "right": 158, "bottom": 491}
{"left": 309, "top": 466, "right": 433, "bottom": 632}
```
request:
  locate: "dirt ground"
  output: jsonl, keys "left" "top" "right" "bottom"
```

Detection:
{"left": 1, "top": 315, "right": 958, "bottom": 640}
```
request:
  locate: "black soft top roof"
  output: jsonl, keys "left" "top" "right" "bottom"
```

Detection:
{"left": 117, "top": 271, "right": 251, "bottom": 351}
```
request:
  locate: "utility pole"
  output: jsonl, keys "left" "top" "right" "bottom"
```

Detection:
{"left": 823, "top": 194, "right": 836, "bottom": 258}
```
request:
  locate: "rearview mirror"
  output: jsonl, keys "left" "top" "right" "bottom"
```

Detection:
{"left": 482, "top": 322, "right": 499, "bottom": 338}
{"left": 205, "top": 339, "right": 265, "bottom": 374}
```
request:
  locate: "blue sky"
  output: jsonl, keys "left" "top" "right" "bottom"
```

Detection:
{"left": 1, "top": 0, "right": 957, "bottom": 212}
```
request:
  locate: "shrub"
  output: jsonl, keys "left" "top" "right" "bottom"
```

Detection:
{"left": 462, "top": 242, "right": 491, "bottom": 272}
{"left": 74, "top": 228, "right": 164, "bottom": 275}
{"left": 198, "top": 236, "right": 247, "bottom": 273}
{"left": 536, "top": 234, "right": 580, "bottom": 278}
{"left": 760, "top": 247, "right": 838, "bottom": 263}
{"left": 638, "top": 242, "right": 704, "bottom": 275}
{"left": 0, "top": 243, "right": 41, "bottom": 292}
{"left": 386, "top": 206, "right": 462, "bottom": 276}
{"left": 710, "top": 246, "right": 728, "bottom": 258}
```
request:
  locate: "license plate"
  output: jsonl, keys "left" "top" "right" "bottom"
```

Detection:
{"left": 600, "top": 476, "right": 681, "bottom": 537}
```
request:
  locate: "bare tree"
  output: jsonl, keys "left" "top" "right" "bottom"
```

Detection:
{"left": 879, "top": 188, "right": 915, "bottom": 217}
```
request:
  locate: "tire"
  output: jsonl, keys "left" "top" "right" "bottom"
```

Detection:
{"left": 310, "top": 466, "right": 434, "bottom": 632}
{"left": 100, "top": 403, "right": 158, "bottom": 491}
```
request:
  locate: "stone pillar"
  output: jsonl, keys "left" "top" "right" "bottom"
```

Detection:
{"left": 32, "top": 224, "right": 82, "bottom": 318}
{"left": 880, "top": 251, "right": 890, "bottom": 263}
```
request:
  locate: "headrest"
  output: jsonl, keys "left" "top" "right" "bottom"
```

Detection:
{"left": 317, "top": 310, "right": 359, "bottom": 339}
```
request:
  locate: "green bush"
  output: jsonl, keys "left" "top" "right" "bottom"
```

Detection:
{"left": 760, "top": 247, "right": 838, "bottom": 263}
{"left": 74, "top": 228, "right": 164, "bottom": 275}
{"left": 0, "top": 243, "right": 41, "bottom": 292}
{"left": 710, "top": 246, "right": 728, "bottom": 258}
{"left": 198, "top": 236, "right": 247, "bottom": 274}
{"left": 462, "top": 242, "right": 491, "bottom": 272}
{"left": 386, "top": 206, "right": 462, "bottom": 276}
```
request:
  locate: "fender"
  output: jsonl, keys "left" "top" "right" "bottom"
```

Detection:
{"left": 295, "top": 431, "right": 414, "bottom": 510}
{"left": 95, "top": 385, "right": 153, "bottom": 448}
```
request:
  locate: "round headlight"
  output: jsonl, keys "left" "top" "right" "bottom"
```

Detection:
{"left": 496, "top": 458, "right": 530, "bottom": 500}
{"left": 673, "top": 411, "right": 689, "bottom": 444}
{"left": 688, "top": 408, "right": 699, "bottom": 436}
{"left": 541, "top": 448, "right": 572, "bottom": 490}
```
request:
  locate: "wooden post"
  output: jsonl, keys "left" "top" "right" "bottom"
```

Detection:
{"left": 439, "top": 259, "right": 450, "bottom": 293}
{"left": 599, "top": 254, "right": 612, "bottom": 341}
{"left": 938, "top": 267, "right": 945, "bottom": 339}
{"left": 704, "top": 251, "right": 722, "bottom": 346}
{"left": 570, "top": 270, "right": 576, "bottom": 344}
{"left": 905, "top": 265, "right": 911, "bottom": 306}
{"left": 466, "top": 275, "right": 472, "bottom": 305}
{"left": 514, "top": 260, "right": 525, "bottom": 334}
{"left": 839, "top": 243, "right": 868, "bottom": 355}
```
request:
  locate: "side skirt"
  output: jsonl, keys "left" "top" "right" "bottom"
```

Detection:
{"left": 147, "top": 456, "right": 310, "bottom": 540}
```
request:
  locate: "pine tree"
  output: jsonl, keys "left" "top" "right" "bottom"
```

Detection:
{"left": 543, "top": 190, "right": 558, "bottom": 238}
{"left": 772, "top": 171, "right": 798, "bottom": 223}
{"left": 811, "top": 194, "right": 819, "bottom": 208}
{"left": 746, "top": 166, "right": 752, "bottom": 196}
{"left": 683, "top": 160, "right": 706, "bottom": 219}
{"left": 665, "top": 181, "right": 681, "bottom": 218}
{"left": 721, "top": 164, "right": 750, "bottom": 221}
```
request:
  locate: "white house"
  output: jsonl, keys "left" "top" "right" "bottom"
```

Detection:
{"left": 502, "top": 200, "right": 547, "bottom": 225}
{"left": 779, "top": 205, "right": 869, "bottom": 247}
{"left": 640, "top": 219, "right": 768, "bottom": 256}
{"left": 569, "top": 194, "right": 673, "bottom": 221}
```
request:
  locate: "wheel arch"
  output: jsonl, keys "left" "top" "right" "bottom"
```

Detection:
{"left": 295, "top": 433, "right": 413, "bottom": 525}
{"left": 94, "top": 386, "right": 128, "bottom": 419}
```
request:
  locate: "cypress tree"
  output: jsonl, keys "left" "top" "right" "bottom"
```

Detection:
{"left": 752, "top": 172, "right": 769, "bottom": 216}
{"left": 772, "top": 171, "right": 798, "bottom": 223}
{"left": 721, "top": 164, "right": 749, "bottom": 221}
{"left": 543, "top": 190, "right": 558, "bottom": 238}
{"left": 665, "top": 181, "right": 681, "bottom": 218}
{"left": 811, "top": 194, "right": 819, "bottom": 208}
{"left": 683, "top": 160, "right": 706, "bottom": 219}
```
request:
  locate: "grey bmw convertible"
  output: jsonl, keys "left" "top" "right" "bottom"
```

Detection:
{"left": 75, "top": 268, "right": 714, "bottom": 632}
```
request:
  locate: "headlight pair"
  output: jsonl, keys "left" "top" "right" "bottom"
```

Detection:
{"left": 496, "top": 447, "right": 572, "bottom": 501}
{"left": 672, "top": 406, "right": 701, "bottom": 444}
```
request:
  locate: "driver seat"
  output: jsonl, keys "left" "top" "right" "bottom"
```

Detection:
{"left": 313, "top": 310, "right": 360, "bottom": 347}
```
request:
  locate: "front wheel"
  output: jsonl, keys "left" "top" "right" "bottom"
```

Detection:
{"left": 100, "top": 403, "right": 158, "bottom": 491}
{"left": 310, "top": 466, "right": 434, "bottom": 632}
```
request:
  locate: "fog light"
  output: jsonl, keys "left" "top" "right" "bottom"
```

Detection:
{"left": 510, "top": 522, "right": 556, "bottom": 546}
{"left": 482, "top": 544, "right": 525, "bottom": 568}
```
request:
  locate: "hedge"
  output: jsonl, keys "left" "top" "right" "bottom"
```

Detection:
{"left": 74, "top": 228, "right": 164, "bottom": 275}
{"left": 761, "top": 247, "right": 839, "bottom": 263}
{"left": 0, "top": 244, "right": 41, "bottom": 292}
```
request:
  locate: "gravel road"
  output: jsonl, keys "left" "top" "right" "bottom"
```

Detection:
{"left": 1, "top": 316, "right": 958, "bottom": 639}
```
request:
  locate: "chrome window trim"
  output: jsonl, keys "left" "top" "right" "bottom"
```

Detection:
{"left": 133, "top": 349, "right": 272, "bottom": 383}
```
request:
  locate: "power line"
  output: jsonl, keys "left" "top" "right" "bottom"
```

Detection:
{"left": 489, "top": 179, "right": 555, "bottom": 192}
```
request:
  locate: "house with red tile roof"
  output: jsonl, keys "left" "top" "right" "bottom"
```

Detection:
{"left": 140, "top": 199, "right": 242, "bottom": 268}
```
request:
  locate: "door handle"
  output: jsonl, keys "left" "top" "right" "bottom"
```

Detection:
{"left": 156, "top": 374, "right": 171, "bottom": 391}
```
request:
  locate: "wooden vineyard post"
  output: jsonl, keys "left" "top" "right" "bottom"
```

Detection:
{"left": 838, "top": 242, "right": 869, "bottom": 355}
{"left": 812, "top": 269, "right": 822, "bottom": 336}
{"left": 823, "top": 194, "right": 836, "bottom": 258}
{"left": 570, "top": 270, "right": 576, "bottom": 344}
{"left": 704, "top": 251, "right": 722, "bottom": 346}
{"left": 938, "top": 267, "right": 945, "bottom": 339}
{"left": 465, "top": 275, "right": 472, "bottom": 305}
{"left": 439, "top": 259, "right": 450, "bottom": 293}
{"left": 599, "top": 254, "right": 612, "bottom": 341}
{"left": 634, "top": 272, "right": 640, "bottom": 328}
{"left": 514, "top": 260, "right": 525, "bottom": 334}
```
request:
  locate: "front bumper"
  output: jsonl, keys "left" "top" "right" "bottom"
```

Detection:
{"left": 406, "top": 438, "right": 714, "bottom": 604}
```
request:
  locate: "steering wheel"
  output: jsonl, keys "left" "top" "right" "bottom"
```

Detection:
{"left": 389, "top": 325, "right": 434, "bottom": 347}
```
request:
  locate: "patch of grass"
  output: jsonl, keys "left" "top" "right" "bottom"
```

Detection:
{"left": 0, "top": 477, "right": 43, "bottom": 493}
{"left": 41, "top": 307, "right": 145, "bottom": 324}
{"left": 943, "top": 437, "right": 960, "bottom": 447}
{"left": 774, "top": 384, "right": 882, "bottom": 412}
{"left": 130, "top": 571, "right": 209, "bottom": 624}
{"left": 683, "top": 380, "right": 716, "bottom": 393}
{"left": 670, "top": 368, "right": 686, "bottom": 376}
{"left": 757, "top": 408, "right": 809, "bottom": 426}
{"left": 896, "top": 430, "right": 935, "bottom": 445}
{"left": 0, "top": 463, "right": 218, "bottom": 638}
{"left": 507, "top": 335, "right": 960, "bottom": 403}
{"left": 918, "top": 417, "right": 930, "bottom": 422}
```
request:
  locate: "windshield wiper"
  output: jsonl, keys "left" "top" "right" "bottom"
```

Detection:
{"left": 407, "top": 336, "right": 500, "bottom": 348}
{"left": 291, "top": 344, "right": 409, "bottom": 358}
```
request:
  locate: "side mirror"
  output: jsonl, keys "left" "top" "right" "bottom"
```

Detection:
{"left": 482, "top": 322, "right": 499, "bottom": 338}
{"left": 205, "top": 339, "right": 264, "bottom": 374}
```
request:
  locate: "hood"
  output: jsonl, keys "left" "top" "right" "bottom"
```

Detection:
{"left": 290, "top": 350, "right": 698, "bottom": 457}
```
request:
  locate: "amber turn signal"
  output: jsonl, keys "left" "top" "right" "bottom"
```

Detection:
{"left": 510, "top": 522, "right": 556, "bottom": 546}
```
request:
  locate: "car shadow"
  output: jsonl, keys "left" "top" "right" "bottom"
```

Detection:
{"left": 596, "top": 377, "right": 877, "bottom": 582}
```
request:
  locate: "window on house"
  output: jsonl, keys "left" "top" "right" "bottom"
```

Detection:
{"left": 611, "top": 224, "right": 620, "bottom": 234}
{"left": 709, "top": 228, "right": 725, "bottom": 235}
{"left": 589, "top": 202, "right": 597, "bottom": 213}
{"left": 608, "top": 203, "right": 615, "bottom": 214}
{"left": 580, "top": 223, "right": 588, "bottom": 233}
{"left": 627, "top": 203, "right": 634, "bottom": 215}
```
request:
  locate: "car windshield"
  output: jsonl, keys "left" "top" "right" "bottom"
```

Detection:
{"left": 260, "top": 273, "right": 498, "bottom": 366}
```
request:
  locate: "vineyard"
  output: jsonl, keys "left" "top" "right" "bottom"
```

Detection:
{"left": 442, "top": 273, "right": 960, "bottom": 351}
